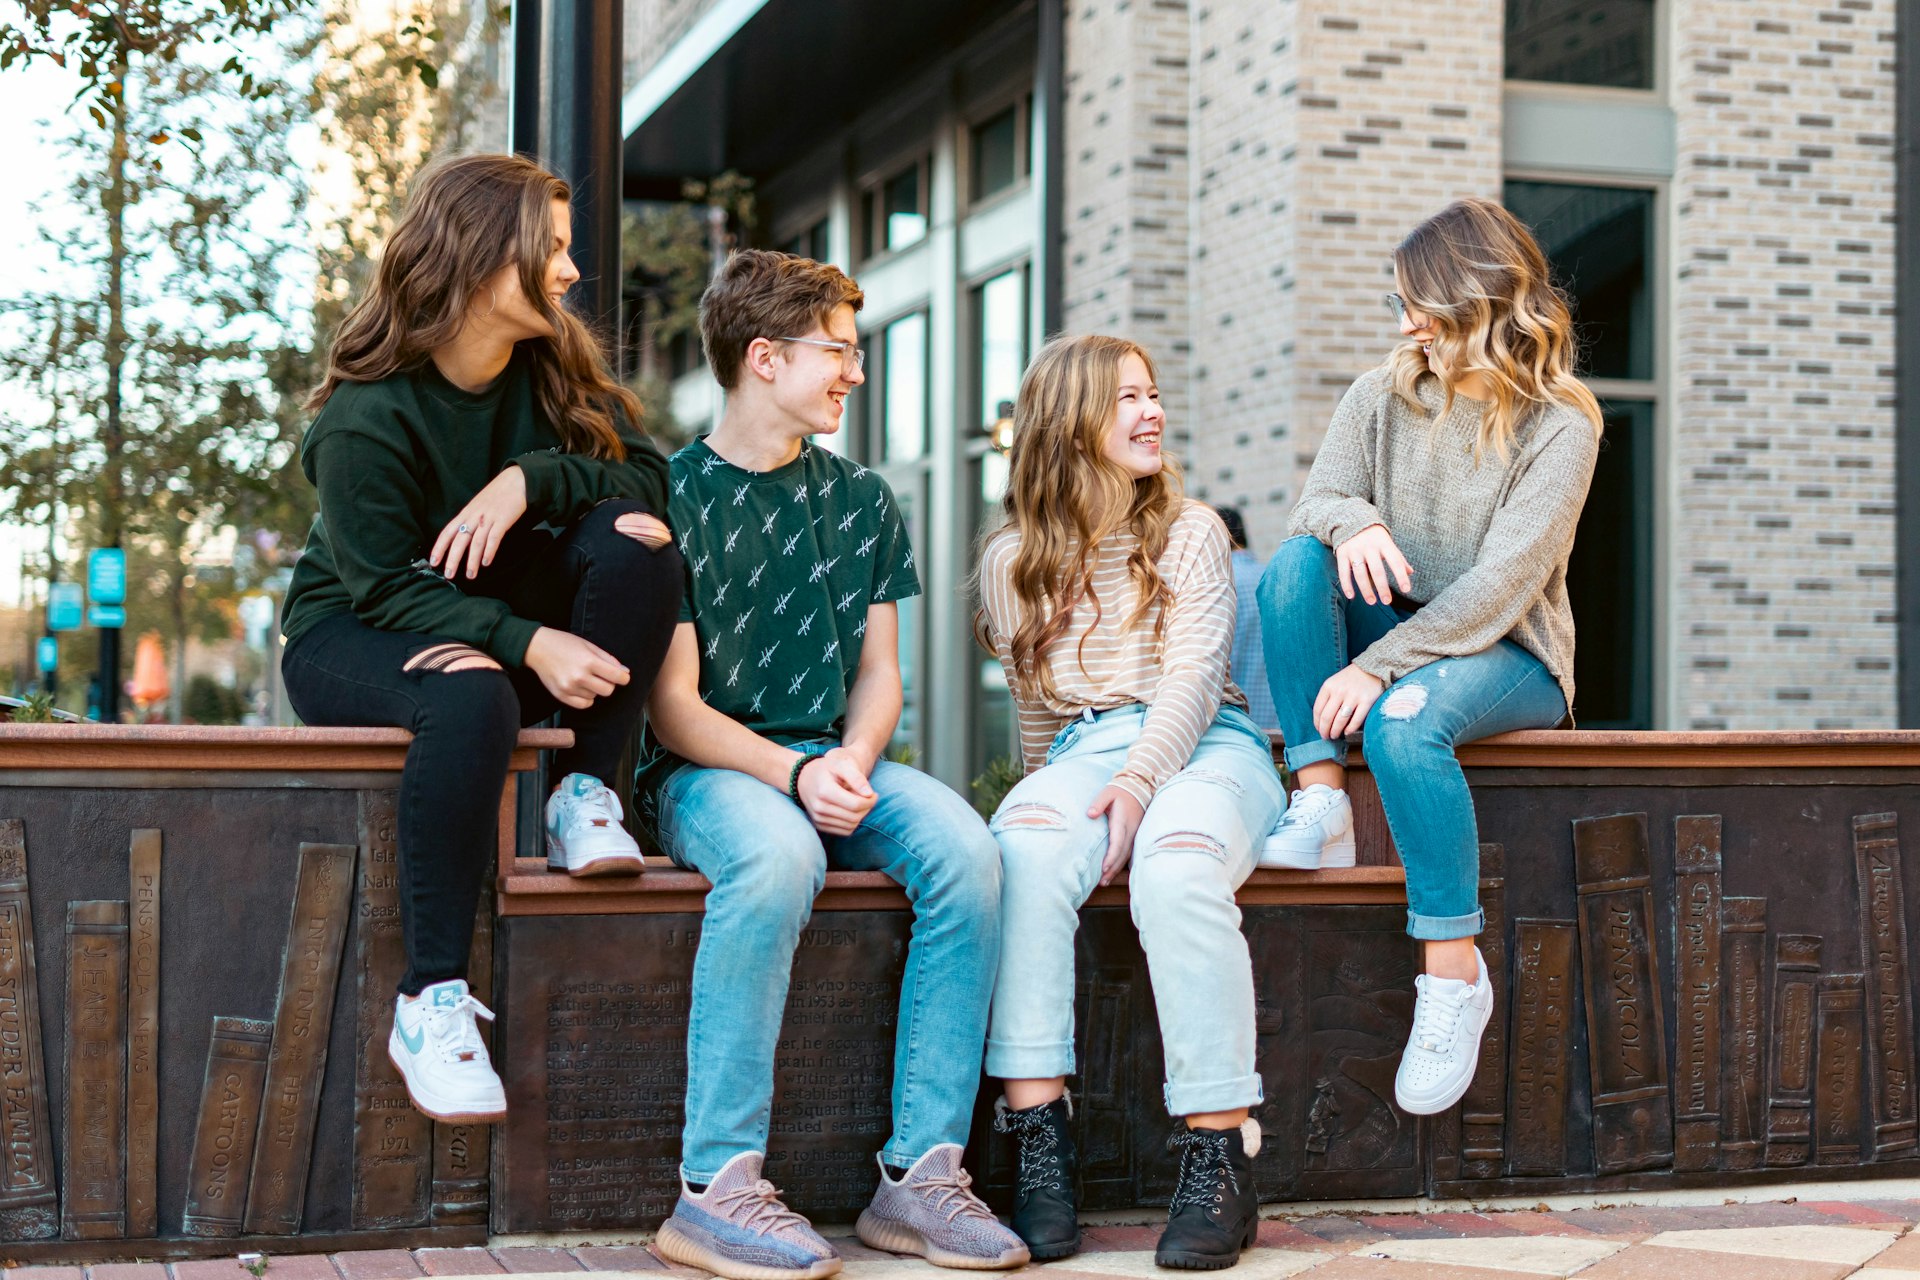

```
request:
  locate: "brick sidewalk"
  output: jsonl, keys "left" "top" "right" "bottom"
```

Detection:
{"left": 9, "top": 1197, "right": 1920, "bottom": 1280}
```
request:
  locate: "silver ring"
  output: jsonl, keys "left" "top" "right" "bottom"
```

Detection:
{"left": 458, "top": 523, "right": 470, "bottom": 534}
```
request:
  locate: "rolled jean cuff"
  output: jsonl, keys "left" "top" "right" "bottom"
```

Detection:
{"left": 1282, "top": 736, "right": 1347, "bottom": 772}
{"left": 986, "top": 1037, "right": 1075, "bottom": 1081}
{"left": 1164, "top": 1071, "right": 1265, "bottom": 1118}
{"left": 1407, "top": 906, "right": 1485, "bottom": 941}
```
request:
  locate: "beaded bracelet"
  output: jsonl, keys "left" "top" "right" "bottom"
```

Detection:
{"left": 787, "top": 751, "right": 820, "bottom": 804}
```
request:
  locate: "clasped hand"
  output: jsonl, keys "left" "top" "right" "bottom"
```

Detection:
{"left": 796, "top": 747, "right": 878, "bottom": 836}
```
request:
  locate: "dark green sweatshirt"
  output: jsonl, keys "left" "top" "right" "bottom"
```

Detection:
{"left": 281, "top": 350, "right": 669, "bottom": 665}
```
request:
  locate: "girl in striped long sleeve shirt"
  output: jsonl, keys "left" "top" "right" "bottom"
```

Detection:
{"left": 975, "top": 334, "right": 1284, "bottom": 1271}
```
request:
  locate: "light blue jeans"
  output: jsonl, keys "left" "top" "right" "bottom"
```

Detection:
{"left": 1256, "top": 535, "right": 1567, "bottom": 940}
{"left": 654, "top": 753, "right": 1002, "bottom": 1182}
{"left": 985, "top": 705, "right": 1286, "bottom": 1116}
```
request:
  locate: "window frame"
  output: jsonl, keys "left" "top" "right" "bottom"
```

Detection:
{"left": 964, "top": 92, "right": 1033, "bottom": 211}
{"left": 1502, "top": 0, "right": 1667, "bottom": 101}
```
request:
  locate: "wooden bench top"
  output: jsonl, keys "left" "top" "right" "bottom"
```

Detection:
{"left": 0, "top": 724, "right": 573, "bottom": 771}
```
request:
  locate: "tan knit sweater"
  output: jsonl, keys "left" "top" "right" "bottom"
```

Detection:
{"left": 1288, "top": 367, "right": 1599, "bottom": 714}
{"left": 979, "top": 501, "right": 1248, "bottom": 808}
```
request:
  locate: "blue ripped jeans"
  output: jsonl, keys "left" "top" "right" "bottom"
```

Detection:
{"left": 653, "top": 754, "right": 1002, "bottom": 1182}
{"left": 986, "top": 705, "right": 1286, "bottom": 1116}
{"left": 1256, "top": 536, "right": 1567, "bottom": 941}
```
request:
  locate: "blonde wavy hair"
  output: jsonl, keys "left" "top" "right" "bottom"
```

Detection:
{"left": 1387, "top": 197, "right": 1603, "bottom": 458}
{"left": 976, "top": 334, "right": 1186, "bottom": 703}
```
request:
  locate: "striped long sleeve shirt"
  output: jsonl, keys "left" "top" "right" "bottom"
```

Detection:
{"left": 978, "top": 500, "right": 1248, "bottom": 809}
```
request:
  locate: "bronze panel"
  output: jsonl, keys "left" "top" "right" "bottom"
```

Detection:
{"left": 1506, "top": 920, "right": 1575, "bottom": 1177}
{"left": 245, "top": 842, "right": 358, "bottom": 1235}
{"left": 1571, "top": 814, "right": 1674, "bottom": 1174}
{"left": 1671, "top": 816, "right": 1723, "bottom": 1172}
{"left": 1766, "top": 934, "right": 1823, "bottom": 1167}
{"left": 352, "top": 790, "right": 432, "bottom": 1230}
{"left": 62, "top": 899, "right": 128, "bottom": 1240}
{"left": 1814, "top": 975, "right": 1867, "bottom": 1166}
{"left": 127, "top": 828, "right": 161, "bottom": 1238}
{"left": 1852, "top": 813, "right": 1916, "bottom": 1157}
{"left": 1720, "top": 897, "right": 1769, "bottom": 1171}
{"left": 1460, "top": 843, "right": 1508, "bottom": 1179}
{"left": 182, "top": 1015, "right": 273, "bottom": 1237}
{"left": 0, "top": 821, "right": 55, "bottom": 1240}
{"left": 432, "top": 896, "right": 493, "bottom": 1226}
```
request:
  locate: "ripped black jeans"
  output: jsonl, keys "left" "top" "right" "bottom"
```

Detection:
{"left": 282, "top": 500, "right": 682, "bottom": 993}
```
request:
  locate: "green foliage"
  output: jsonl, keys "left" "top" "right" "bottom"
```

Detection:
{"left": 622, "top": 172, "right": 756, "bottom": 393}
{"left": 883, "top": 741, "right": 920, "bottom": 768}
{"left": 184, "top": 674, "right": 245, "bottom": 724}
{"left": 9, "top": 691, "right": 60, "bottom": 724}
{"left": 969, "top": 755, "right": 1024, "bottom": 820}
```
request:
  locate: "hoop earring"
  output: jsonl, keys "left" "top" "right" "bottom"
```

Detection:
{"left": 481, "top": 287, "right": 497, "bottom": 319}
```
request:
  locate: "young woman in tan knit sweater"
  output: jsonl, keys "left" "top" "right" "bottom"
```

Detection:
{"left": 1256, "top": 198, "right": 1602, "bottom": 1117}
{"left": 978, "top": 335, "right": 1285, "bottom": 1271}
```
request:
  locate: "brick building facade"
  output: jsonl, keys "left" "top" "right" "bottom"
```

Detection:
{"left": 614, "top": 0, "right": 1902, "bottom": 784}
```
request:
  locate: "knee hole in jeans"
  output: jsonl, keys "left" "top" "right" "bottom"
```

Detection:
{"left": 1170, "top": 767, "right": 1245, "bottom": 797}
{"left": 1143, "top": 831, "right": 1229, "bottom": 862}
{"left": 1380, "top": 683, "right": 1430, "bottom": 720}
{"left": 402, "top": 643, "right": 501, "bottom": 675}
{"left": 613, "top": 512, "right": 672, "bottom": 548}
{"left": 996, "top": 802, "right": 1067, "bottom": 831}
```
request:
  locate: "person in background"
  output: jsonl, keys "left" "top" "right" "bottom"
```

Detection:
{"left": 1212, "top": 505, "right": 1279, "bottom": 735}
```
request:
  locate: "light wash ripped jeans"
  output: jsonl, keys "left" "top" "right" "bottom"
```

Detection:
{"left": 984, "top": 704, "right": 1286, "bottom": 1116}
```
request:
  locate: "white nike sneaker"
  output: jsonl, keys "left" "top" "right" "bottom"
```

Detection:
{"left": 1259, "top": 784, "right": 1356, "bottom": 869}
{"left": 545, "top": 773, "right": 645, "bottom": 876}
{"left": 388, "top": 978, "right": 507, "bottom": 1123}
{"left": 1393, "top": 948, "right": 1494, "bottom": 1115}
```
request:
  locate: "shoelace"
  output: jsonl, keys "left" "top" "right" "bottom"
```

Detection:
{"left": 715, "top": 1178, "right": 812, "bottom": 1235}
{"left": 1410, "top": 976, "right": 1468, "bottom": 1053}
{"left": 422, "top": 992, "right": 496, "bottom": 1065}
{"left": 996, "top": 1111, "right": 1064, "bottom": 1194}
{"left": 910, "top": 1167, "right": 997, "bottom": 1225}
{"left": 1166, "top": 1129, "right": 1238, "bottom": 1215}
{"left": 565, "top": 782, "right": 622, "bottom": 828}
{"left": 1278, "top": 788, "right": 1340, "bottom": 828}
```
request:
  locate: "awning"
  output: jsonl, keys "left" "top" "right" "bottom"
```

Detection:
{"left": 622, "top": 0, "right": 1026, "bottom": 192}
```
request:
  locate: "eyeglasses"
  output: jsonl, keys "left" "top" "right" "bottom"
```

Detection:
{"left": 1384, "top": 293, "right": 1407, "bottom": 322}
{"left": 774, "top": 336, "right": 867, "bottom": 372}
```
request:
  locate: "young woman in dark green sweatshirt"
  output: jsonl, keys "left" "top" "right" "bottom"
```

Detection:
{"left": 280, "top": 154, "right": 681, "bottom": 1123}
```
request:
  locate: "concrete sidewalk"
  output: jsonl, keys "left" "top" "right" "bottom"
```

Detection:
{"left": 11, "top": 1190, "right": 1920, "bottom": 1280}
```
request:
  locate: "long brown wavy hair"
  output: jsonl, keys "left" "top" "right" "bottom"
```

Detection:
{"left": 977, "top": 334, "right": 1186, "bottom": 702}
{"left": 1387, "top": 197, "right": 1603, "bottom": 458}
{"left": 309, "top": 153, "right": 638, "bottom": 460}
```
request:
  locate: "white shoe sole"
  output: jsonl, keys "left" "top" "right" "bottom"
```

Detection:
{"left": 548, "top": 831, "right": 646, "bottom": 877}
{"left": 1393, "top": 991, "right": 1495, "bottom": 1115}
{"left": 1258, "top": 833, "right": 1356, "bottom": 871}
{"left": 387, "top": 1032, "right": 507, "bottom": 1124}
{"left": 655, "top": 1219, "right": 843, "bottom": 1280}
{"left": 855, "top": 1209, "right": 1030, "bottom": 1270}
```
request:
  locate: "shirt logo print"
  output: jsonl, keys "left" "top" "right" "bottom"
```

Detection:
{"left": 691, "top": 552, "right": 710, "bottom": 577}
{"left": 852, "top": 463, "right": 869, "bottom": 480}
{"left": 796, "top": 610, "right": 818, "bottom": 636}
{"left": 724, "top": 527, "right": 743, "bottom": 553}
{"left": 674, "top": 475, "right": 688, "bottom": 496}
{"left": 750, "top": 689, "right": 765, "bottom": 714}
{"left": 705, "top": 633, "right": 721, "bottom": 660}
{"left": 773, "top": 588, "right": 796, "bottom": 614}
{"left": 733, "top": 483, "right": 750, "bottom": 506}
{"left": 748, "top": 563, "right": 767, "bottom": 587}
{"left": 807, "top": 689, "right": 829, "bottom": 715}
{"left": 699, "top": 497, "right": 715, "bottom": 525}
{"left": 712, "top": 578, "right": 734, "bottom": 607}
{"left": 726, "top": 659, "right": 742, "bottom": 687}
{"left": 761, "top": 510, "right": 780, "bottom": 535}
{"left": 758, "top": 643, "right": 780, "bottom": 668}
{"left": 809, "top": 555, "right": 841, "bottom": 582}
{"left": 855, "top": 534, "right": 878, "bottom": 559}
{"left": 818, "top": 476, "right": 836, "bottom": 499}
{"left": 732, "top": 606, "right": 757, "bottom": 634}
{"left": 837, "top": 510, "right": 859, "bottom": 532}
{"left": 821, "top": 640, "right": 839, "bottom": 664}
{"left": 788, "top": 673, "right": 807, "bottom": 695}
{"left": 701, "top": 453, "right": 724, "bottom": 475}
{"left": 854, "top": 616, "right": 868, "bottom": 638}
{"left": 782, "top": 530, "right": 804, "bottom": 556}
{"left": 792, "top": 483, "right": 809, "bottom": 503}
{"left": 837, "top": 589, "right": 860, "bottom": 613}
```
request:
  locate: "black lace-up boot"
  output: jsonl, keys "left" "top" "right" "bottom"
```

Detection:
{"left": 993, "top": 1093, "right": 1081, "bottom": 1259}
{"left": 1154, "top": 1119, "right": 1260, "bottom": 1269}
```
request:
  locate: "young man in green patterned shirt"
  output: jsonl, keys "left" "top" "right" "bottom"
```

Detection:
{"left": 639, "top": 251, "right": 1024, "bottom": 1280}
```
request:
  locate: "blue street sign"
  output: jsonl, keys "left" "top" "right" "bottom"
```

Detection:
{"left": 87, "top": 604, "right": 126, "bottom": 629}
{"left": 88, "top": 548, "right": 127, "bottom": 606}
{"left": 47, "top": 582, "right": 83, "bottom": 632}
{"left": 36, "top": 637, "right": 57, "bottom": 674}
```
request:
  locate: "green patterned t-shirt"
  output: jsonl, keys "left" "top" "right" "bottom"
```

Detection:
{"left": 634, "top": 438, "right": 920, "bottom": 828}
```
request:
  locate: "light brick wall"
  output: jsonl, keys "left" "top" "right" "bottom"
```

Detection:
{"left": 1671, "top": 0, "right": 1898, "bottom": 729}
{"left": 1059, "top": 0, "right": 1195, "bottom": 435}
{"left": 1185, "top": 0, "right": 1502, "bottom": 555}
